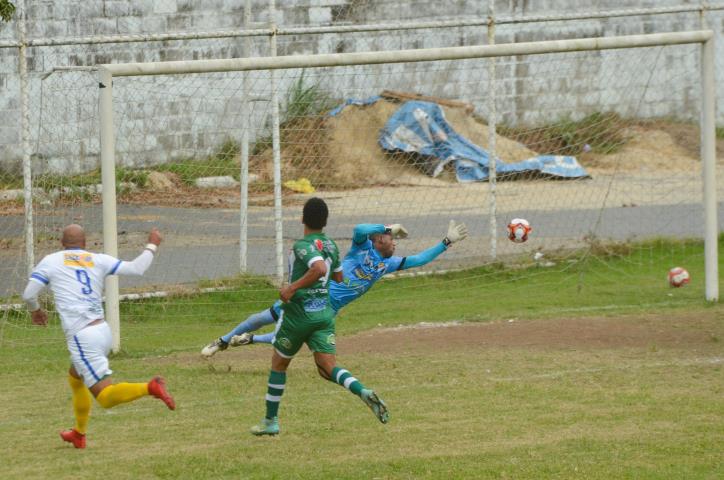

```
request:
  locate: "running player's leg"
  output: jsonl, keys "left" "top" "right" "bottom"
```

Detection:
{"left": 222, "top": 305, "right": 278, "bottom": 344}
{"left": 71, "top": 322, "right": 175, "bottom": 410}
{"left": 202, "top": 303, "right": 279, "bottom": 356}
{"left": 242, "top": 315, "right": 283, "bottom": 345}
{"left": 251, "top": 312, "right": 307, "bottom": 436}
{"left": 310, "top": 325, "right": 389, "bottom": 424}
{"left": 250, "top": 350, "right": 289, "bottom": 436}
{"left": 60, "top": 365, "right": 92, "bottom": 448}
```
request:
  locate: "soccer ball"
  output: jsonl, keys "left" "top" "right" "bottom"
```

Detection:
{"left": 507, "top": 218, "right": 531, "bottom": 243}
{"left": 668, "top": 267, "right": 690, "bottom": 288}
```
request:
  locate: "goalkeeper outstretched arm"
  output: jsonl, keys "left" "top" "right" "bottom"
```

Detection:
{"left": 353, "top": 223, "right": 408, "bottom": 244}
{"left": 400, "top": 220, "right": 468, "bottom": 270}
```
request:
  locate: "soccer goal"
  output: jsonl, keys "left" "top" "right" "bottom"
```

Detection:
{"left": 8, "top": 31, "right": 715, "bottom": 351}
{"left": 86, "top": 30, "right": 718, "bottom": 351}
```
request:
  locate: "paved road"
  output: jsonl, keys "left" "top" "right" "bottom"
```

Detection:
{"left": 1, "top": 202, "right": 721, "bottom": 298}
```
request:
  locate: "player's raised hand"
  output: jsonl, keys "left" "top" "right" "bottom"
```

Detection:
{"left": 444, "top": 220, "right": 468, "bottom": 246}
{"left": 385, "top": 224, "right": 408, "bottom": 239}
{"left": 31, "top": 309, "right": 48, "bottom": 326}
{"left": 148, "top": 228, "right": 163, "bottom": 246}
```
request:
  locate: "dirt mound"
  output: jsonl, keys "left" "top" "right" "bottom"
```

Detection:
{"left": 253, "top": 98, "right": 715, "bottom": 191}
{"left": 583, "top": 126, "right": 702, "bottom": 173}
{"left": 253, "top": 99, "right": 539, "bottom": 188}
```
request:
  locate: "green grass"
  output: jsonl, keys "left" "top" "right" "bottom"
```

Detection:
{"left": 152, "top": 139, "right": 241, "bottom": 185}
{"left": 0, "top": 166, "right": 148, "bottom": 194}
{"left": 0, "top": 237, "right": 722, "bottom": 478}
{"left": 498, "top": 111, "right": 629, "bottom": 156}
{"left": 284, "top": 70, "right": 337, "bottom": 122}
{"left": 252, "top": 71, "right": 337, "bottom": 156}
{"left": 0, "top": 0, "right": 16, "bottom": 22}
{"left": 0, "top": 139, "right": 235, "bottom": 191}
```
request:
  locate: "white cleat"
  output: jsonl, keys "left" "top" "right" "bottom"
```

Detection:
{"left": 361, "top": 389, "right": 389, "bottom": 424}
{"left": 201, "top": 338, "right": 228, "bottom": 358}
{"left": 229, "top": 332, "right": 254, "bottom": 347}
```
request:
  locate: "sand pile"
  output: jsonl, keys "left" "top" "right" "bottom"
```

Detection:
{"left": 583, "top": 125, "right": 702, "bottom": 174}
{"left": 239, "top": 98, "right": 716, "bottom": 189}
{"left": 252, "top": 98, "right": 539, "bottom": 188}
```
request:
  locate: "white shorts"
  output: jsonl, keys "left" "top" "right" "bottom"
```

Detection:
{"left": 67, "top": 321, "right": 114, "bottom": 387}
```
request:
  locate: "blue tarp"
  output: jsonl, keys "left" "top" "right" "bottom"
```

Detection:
{"left": 328, "top": 95, "right": 382, "bottom": 117}
{"left": 377, "top": 101, "right": 589, "bottom": 182}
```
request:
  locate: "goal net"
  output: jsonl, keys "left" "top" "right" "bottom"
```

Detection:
{"left": 1, "top": 32, "right": 717, "bottom": 350}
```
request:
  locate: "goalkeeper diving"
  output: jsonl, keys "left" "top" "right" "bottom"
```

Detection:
{"left": 201, "top": 220, "right": 468, "bottom": 357}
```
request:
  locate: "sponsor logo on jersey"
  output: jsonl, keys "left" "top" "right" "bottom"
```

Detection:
{"left": 63, "top": 253, "right": 94, "bottom": 268}
{"left": 314, "top": 239, "right": 324, "bottom": 252}
{"left": 353, "top": 267, "right": 373, "bottom": 281}
{"left": 303, "top": 298, "right": 328, "bottom": 312}
{"left": 306, "top": 288, "right": 328, "bottom": 294}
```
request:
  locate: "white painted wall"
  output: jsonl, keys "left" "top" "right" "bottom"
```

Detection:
{"left": 0, "top": 0, "right": 721, "bottom": 174}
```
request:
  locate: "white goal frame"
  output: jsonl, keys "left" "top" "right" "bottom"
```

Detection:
{"left": 98, "top": 30, "right": 718, "bottom": 352}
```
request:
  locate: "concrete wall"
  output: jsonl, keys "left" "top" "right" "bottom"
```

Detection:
{"left": 0, "top": 0, "right": 721, "bottom": 174}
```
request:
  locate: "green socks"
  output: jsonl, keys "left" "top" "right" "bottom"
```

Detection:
{"left": 331, "top": 366, "right": 365, "bottom": 396}
{"left": 265, "top": 370, "right": 286, "bottom": 419}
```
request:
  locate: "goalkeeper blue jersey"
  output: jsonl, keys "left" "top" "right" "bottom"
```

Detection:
{"left": 329, "top": 237, "right": 405, "bottom": 311}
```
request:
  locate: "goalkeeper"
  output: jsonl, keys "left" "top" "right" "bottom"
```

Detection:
{"left": 201, "top": 219, "right": 468, "bottom": 356}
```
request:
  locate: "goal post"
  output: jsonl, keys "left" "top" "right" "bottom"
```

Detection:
{"left": 99, "top": 67, "right": 122, "bottom": 351}
{"left": 700, "top": 36, "right": 718, "bottom": 303}
{"left": 97, "top": 30, "right": 718, "bottom": 352}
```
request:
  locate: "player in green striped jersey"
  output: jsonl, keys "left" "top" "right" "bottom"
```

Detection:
{"left": 251, "top": 198, "right": 388, "bottom": 436}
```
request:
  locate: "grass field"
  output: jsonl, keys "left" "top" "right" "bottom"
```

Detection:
{"left": 0, "top": 238, "right": 722, "bottom": 479}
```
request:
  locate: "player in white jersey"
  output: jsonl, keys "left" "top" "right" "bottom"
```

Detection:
{"left": 22, "top": 224, "right": 175, "bottom": 449}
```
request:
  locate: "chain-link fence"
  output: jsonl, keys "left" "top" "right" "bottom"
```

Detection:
{"left": 1, "top": 1, "right": 722, "bottom": 306}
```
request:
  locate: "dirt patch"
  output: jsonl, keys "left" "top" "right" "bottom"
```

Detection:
{"left": 348, "top": 311, "right": 722, "bottom": 354}
{"left": 176, "top": 310, "right": 722, "bottom": 368}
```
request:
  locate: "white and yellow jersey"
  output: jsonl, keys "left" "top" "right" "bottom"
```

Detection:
{"left": 28, "top": 248, "right": 128, "bottom": 338}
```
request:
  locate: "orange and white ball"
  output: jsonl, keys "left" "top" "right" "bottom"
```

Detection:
{"left": 507, "top": 218, "right": 532, "bottom": 243}
{"left": 668, "top": 267, "right": 690, "bottom": 288}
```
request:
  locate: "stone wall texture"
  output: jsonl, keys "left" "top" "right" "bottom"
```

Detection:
{"left": 0, "top": 0, "right": 722, "bottom": 174}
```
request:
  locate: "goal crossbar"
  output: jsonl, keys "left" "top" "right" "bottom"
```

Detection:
{"left": 102, "top": 31, "right": 713, "bottom": 77}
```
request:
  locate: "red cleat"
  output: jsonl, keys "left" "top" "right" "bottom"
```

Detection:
{"left": 60, "top": 429, "right": 86, "bottom": 449}
{"left": 148, "top": 376, "right": 176, "bottom": 410}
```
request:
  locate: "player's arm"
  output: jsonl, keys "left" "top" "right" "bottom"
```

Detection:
{"left": 331, "top": 248, "right": 343, "bottom": 283}
{"left": 352, "top": 223, "right": 408, "bottom": 244}
{"left": 112, "top": 228, "right": 162, "bottom": 276}
{"left": 22, "top": 271, "right": 49, "bottom": 326}
{"left": 399, "top": 220, "right": 468, "bottom": 271}
{"left": 280, "top": 259, "right": 327, "bottom": 303}
{"left": 332, "top": 270, "right": 343, "bottom": 283}
{"left": 352, "top": 224, "right": 385, "bottom": 244}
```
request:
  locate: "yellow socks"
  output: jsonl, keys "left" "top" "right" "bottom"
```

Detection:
{"left": 96, "top": 383, "right": 149, "bottom": 409}
{"left": 68, "top": 374, "right": 91, "bottom": 434}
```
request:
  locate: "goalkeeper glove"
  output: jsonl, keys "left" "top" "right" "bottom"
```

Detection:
{"left": 442, "top": 220, "right": 468, "bottom": 247}
{"left": 384, "top": 224, "right": 409, "bottom": 239}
